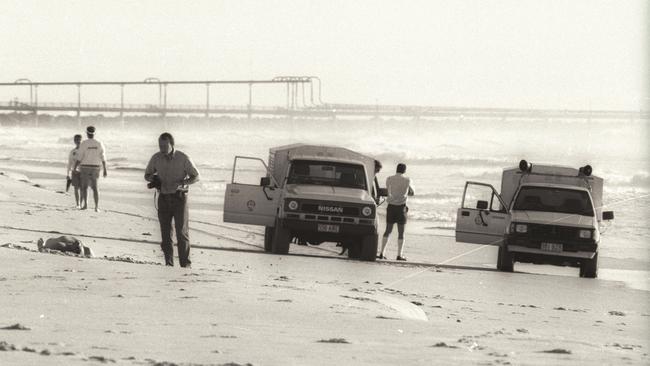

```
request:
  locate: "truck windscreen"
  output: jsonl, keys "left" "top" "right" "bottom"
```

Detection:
{"left": 513, "top": 186, "right": 594, "bottom": 216}
{"left": 287, "top": 160, "right": 367, "bottom": 190}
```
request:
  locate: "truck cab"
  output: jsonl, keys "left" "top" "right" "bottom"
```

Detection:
{"left": 455, "top": 160, "right": 614, "bottom": 278}
{"left": 223, "top": 144, "right": 383, "bottom": 261}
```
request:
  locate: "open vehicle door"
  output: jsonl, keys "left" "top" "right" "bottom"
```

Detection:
{"left": 455, "top": 181, "right": 510, "bottom": 245}
{"left": 223, "top": 156, "right": 280, "bottom": 227}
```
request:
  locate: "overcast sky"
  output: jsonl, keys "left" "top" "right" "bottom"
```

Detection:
{"left": 0, "top": 0, "right": 647, "bottom": 109}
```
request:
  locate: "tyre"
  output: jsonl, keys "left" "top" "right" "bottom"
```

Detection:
{"left": 263, "top": 226, "right": 274, "bottom": 252}
{"left": 360, "top": 234, "right": 378, "bottom": 262}
{"left": 347, "top": 240, "right": 361, "bottom": 259}
{"left": 580, "top": 253, "right": 598, "bottom": 278}
{"left": 271, "top": 219, "right": 291, "bottom": 254}
{"left": 497, "top": 246, "right": 514, "bottom": 272}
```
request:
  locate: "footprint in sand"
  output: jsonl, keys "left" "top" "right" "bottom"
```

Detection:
{"left": 540, "top": 348, "right": 571, "bottom": 354}
{"left": 431, "top": 342, "right": 459, "bottom": 349}
{"left": 0, "top": 341, "right": 17, "bottom": 351}
{"left": 608, "top": 310, "right": 626, "bottom": 316}
{"left": 87, "top": 355, "right": 116, "bottom": 363}
{"left": 317, "top": 338, "right": 350, "bottom": 344}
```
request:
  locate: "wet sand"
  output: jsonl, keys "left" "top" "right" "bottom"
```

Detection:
{"left": 0, "top": 173, "right": 649, "bottom": 365}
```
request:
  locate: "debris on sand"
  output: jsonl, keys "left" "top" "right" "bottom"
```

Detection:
{"left": 411, "top": 301, "right": 423, "bottom": 306}
{"left": 609, "top": 343, "right": 640, "bottom": 350}
{"left": 516, "top": 328, "right": 529, "bottom": 333}
{"left": 540, "top": 348, "right": 572, "bottom": 354}
{"left": 317, "top": 338, "right": 350, "bottom": 344}
{"left": 431, "top": 342, "right": 459, "bottom": 349}
{"left": 1, "top": 323, "right": 30, "bottom": 330}
{"left": 376, "top": 315, "right": 399, "bottom": 320}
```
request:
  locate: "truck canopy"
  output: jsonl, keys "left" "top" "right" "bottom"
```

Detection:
{"left": 268, "top": 144, "right": 376, "bottom": 193}
{"left": 500, "top": 164, "right": 604, "bottom": 219}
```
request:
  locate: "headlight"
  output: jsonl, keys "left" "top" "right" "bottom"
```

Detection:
{"left": 288, "top": 200, "right": 299, "bottom": 210}
{"left": 579, "top": 229, "right": 592, "bottom": 239}
{"left": 515, "top": 224, "right": 528, "bottom": 233}
{"left": 362, "top": 206, "right": 372, "bottom": 217}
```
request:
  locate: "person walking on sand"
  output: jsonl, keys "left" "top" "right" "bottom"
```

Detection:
{"left": 378, "top": 163, "right": 414, "bottom": 261}
{"left": 66, "top": 134, "right": 84, "bottom": 209}
{"left": 145, "top": 132, "right": 200, "bottom": 268}
{"left": 74, "top": 126, "right": 107, "bottom": 212}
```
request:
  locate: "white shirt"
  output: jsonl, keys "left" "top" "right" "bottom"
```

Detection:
{"left": 76, "top": 138, "right": 106, "bottom": 166}
{"left": 67, "top": 148, "right": 80, "bottom": 176}
{"left": 386, "top": 173, "right": 414, "bottom": 206}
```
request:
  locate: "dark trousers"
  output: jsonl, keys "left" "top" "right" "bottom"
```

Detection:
{"left": 158, "top": 192, "right": 191, "bottom": 267}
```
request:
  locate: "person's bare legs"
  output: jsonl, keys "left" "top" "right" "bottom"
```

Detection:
{"left": 91, "top": 176, "right": 100, "bottom": 212}
{"left": 379, "top": 223, "right": 394, "bottom": 258}
{"left": 74, "top": 186, "right": 80, "bottom": 208}
{"left": 396, "top": 224, "right": 406, "bottom": 260}
{"left": 80, "top": 183, "right": 88, "bottom": 210}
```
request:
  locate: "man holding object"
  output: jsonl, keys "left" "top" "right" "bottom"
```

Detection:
{"left": 144, "top": 132, "right": 200, "bottom": 268}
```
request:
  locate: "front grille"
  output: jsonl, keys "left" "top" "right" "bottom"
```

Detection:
{"left": 527, "top": 224, "right": 579, "bottom": 241}
{"left": 301, "top": 203, "right": 360, "bottom": 216}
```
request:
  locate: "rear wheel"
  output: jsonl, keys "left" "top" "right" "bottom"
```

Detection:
{"left": 271, "top": 219, "right": 291, "bottom": 254}
{"left": 263, "top": 226, "right": 273, "bottom": 252}
{"left": 360, "top": 234, "right": 378, "bottom": 262}
{"left": 497, "top": 246, "right": 514, "bottom": 272}
{"left": 580, "top": 253, "right": 598, "bottom": 278}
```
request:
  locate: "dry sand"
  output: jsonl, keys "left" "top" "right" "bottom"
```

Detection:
{"left": 0, "top": 173, "right": 648, "bottom": 365}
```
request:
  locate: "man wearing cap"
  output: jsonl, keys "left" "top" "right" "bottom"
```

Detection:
{"left": 74, "top": 126, "right": 107, "bottom": 212}
{"left": 144, "top": 132, "right": 200, "bottom": 268}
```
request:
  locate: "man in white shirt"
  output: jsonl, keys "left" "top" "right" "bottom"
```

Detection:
{"left": 378, "top": 163, "right": 414, "bottom": 261}
{"left": 66, "top": 134, "right": 83, "bottom": 208}
{"left": 74, "top": 126, "right": 107, "bottom": 212}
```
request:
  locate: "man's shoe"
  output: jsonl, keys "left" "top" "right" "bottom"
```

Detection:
{"left": 377, "top": 254, "right": 387, "bottom": 259}
{"left": 396, "top": 256, "right": 407, "bottom": 261}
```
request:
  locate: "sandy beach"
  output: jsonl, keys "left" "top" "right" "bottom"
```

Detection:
{"left": 1, "top": 161, "right": 649, "bottom": 366}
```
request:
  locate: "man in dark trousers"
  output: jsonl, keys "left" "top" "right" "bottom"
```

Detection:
{"left": 144, "top": 133, "right": 200, "bottom": 268}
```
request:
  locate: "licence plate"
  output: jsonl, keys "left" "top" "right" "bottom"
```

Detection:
{"left": 318, "top": 224, "right": 340, "bottom": 233}
{"left": 541, "top": 242, "right": 563, "bottom": 252}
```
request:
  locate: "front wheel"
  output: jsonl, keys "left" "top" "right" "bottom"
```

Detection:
{"left": 360, "top": 234, "right": 378, "bottom": 262}
{"left": 579, "top": 253, "right": 598, "bottom": 278}
{"left": 497, "top": 246, "right": 514, "bottom": 272}
{"left": 271, "top": 219, "right": 291, "bottom": 254}
{"left": 347, "top": 240, "right": 361, "bottom": 259}
{"left": 263, "top": 226, "right": 274, "bottom": 252}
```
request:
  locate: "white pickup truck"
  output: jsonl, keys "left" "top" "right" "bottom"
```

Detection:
{"left": 223, "top": 144, "right": 383, "bottom": 261}
{"left": 455, "top": 160, "right": 614, "bottom": 278}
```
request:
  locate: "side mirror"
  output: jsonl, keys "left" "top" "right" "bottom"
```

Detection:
{"left": 377, "top": 188, "right": 388, "bottom": 197}
{"left": 602, "top": 211, "right": 614, "bottom": 220}
{"left": 476, "top": 200, "right": 489, "bottom": 210}
{"left": 260, "top": 177, "right": 271, "bottom": 187}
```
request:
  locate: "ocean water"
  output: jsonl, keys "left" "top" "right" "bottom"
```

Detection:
{"left": 0, "top": 117, "right": 648, "bottom": 270}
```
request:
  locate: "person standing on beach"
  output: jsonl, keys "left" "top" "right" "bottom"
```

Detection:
{"left": 145, "top": 132, "right": 200, "bottom": 268}
{"left": 378, "top": 163, "right": 414, "bottom": 261}
{"left": 66, "top": 134, "right": 84, "bottom": 208}
{"left": 372, "top": 159, "right": 383, "bottom": 205}
{"left": 74, "top": 126, "right": 107, "bottom": 212}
